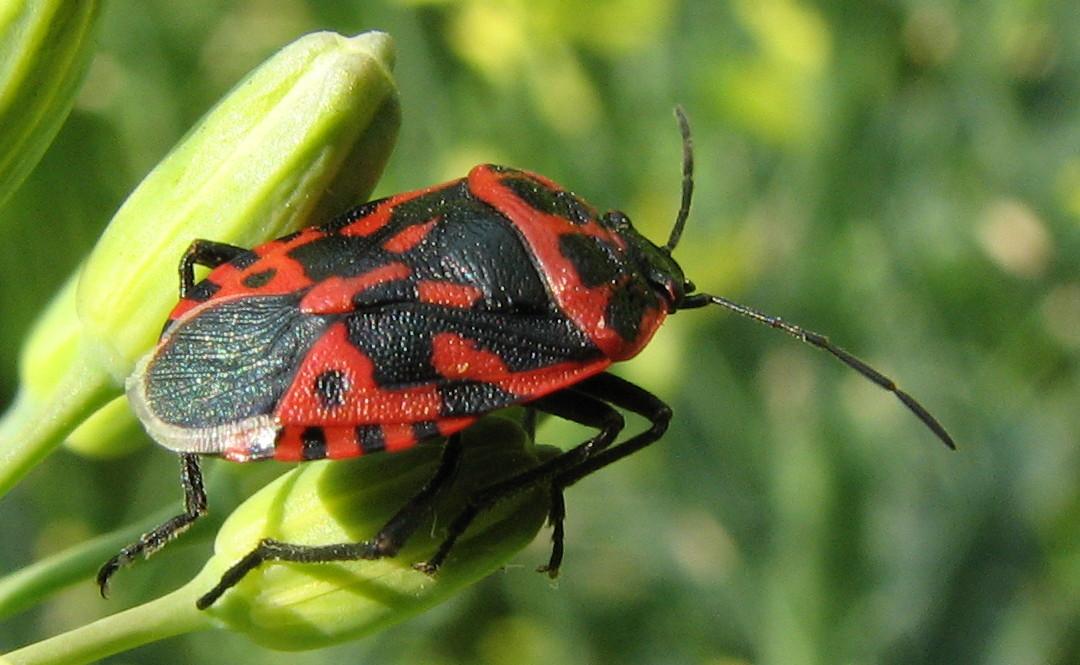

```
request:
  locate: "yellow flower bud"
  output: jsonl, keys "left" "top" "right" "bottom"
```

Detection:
{"left": 64, "top": 397, "right": 146, "bottom": 459}
{"left": 16, "top": 272, "right": 80, "bottom": 405}
{"left": 11, "top": 273, "right": 142, "bottom": 458}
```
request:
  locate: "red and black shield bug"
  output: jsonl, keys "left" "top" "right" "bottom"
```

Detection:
{"left": 98, "top": 108, "right": 954, "bottom": 609}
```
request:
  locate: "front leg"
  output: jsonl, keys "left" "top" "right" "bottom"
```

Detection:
{"left": 179, "top": 239, "right": 247, "bottom": 297}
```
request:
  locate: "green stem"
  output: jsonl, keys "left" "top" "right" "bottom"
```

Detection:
{"left": 0, "top": 472, "right": 233, "bottom": 620}
{"left": 0, "top": 519, "right": 145, "bottom": 621}
{"left": 0, "top": 356, "right": 116, "bottom": 497}
{"left": 4, "top": 584, "right": 214, "bottom": 665}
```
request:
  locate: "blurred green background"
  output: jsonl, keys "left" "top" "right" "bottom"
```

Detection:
{"left": 0, "top": 0, "right": 1075, "bottom": 663}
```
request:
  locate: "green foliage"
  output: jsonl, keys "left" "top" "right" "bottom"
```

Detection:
{"left": 0, "top": 1, "right": 1076, "bottom": 664}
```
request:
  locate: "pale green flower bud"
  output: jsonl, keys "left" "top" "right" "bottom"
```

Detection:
{"left": 1, "top": 418, "right": 552, "bottom": 663}
{"left": 0, "top": 30, "right": 399, "bottom": 491}
{"left": 16, "top": 272, "right": 80, "bottom": 405}
{"left": 0, "top": 0, "right": 102, "bottom": 210}
{"left": 193, "top": 416, "right": 554, "bottom": 650}
{"left": 78, "top": 30, "right": 400, "bottom": 383}
{"left": 13, "top": 272, "right": 144, "bottom": 458}
{"left": 64, "top": 397, "right": 146, "bottom": 458}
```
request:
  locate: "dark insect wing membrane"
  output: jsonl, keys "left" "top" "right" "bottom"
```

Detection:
{"left": 140, "top": 295, "right": 332, "bottom": 429}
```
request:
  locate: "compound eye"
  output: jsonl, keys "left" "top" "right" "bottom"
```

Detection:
{"left": 662, "top": 277, "right": 684, "bottom": 306}
{"left": 668, "top": 279, "right": 696, "bottom": 306}
{"left": 603, "top": 210, "right": 631, "bottom": 231}
{"left": 642, "top": 267, "right": 683, "bottom": 309}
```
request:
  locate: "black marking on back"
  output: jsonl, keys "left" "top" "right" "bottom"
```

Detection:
{"left": 288, "top": 180, "right": 556, "bottom": 317}
{"left": 319, "top": 199, "right": 386, "bottom": 234}
{"left": 408, "top": 192, "right": 554, "bottom": 314}
{"left": 387, "top": 180, "right": 463, "bottom": 223}
{"left": 356, "top": 425, "right": 386, "bottom": 453}
{"left": 186, "top": 280, "right": 220, "bottom": 303}
{"left": 229, "top": 251, "right": 261, "bottom": 270}
{"left": 342, "top": 303, "right": 600, "bottom": 408}
{"left": 286, "top": 185, "right": 466, "bottom": 284}
{"left": 438, "top": 380, "right": 517, "bottom": 416}
{"left": 495, "top": 169, "right": 596, "bottom": 225}
{"left": 314, "top": 369, "right": 349, "bottom": 409}
{"left": 286, "top": 234, "right": 384, "bottom": 282}
{"left": 301, "top": 427, "right": 327, "bottom": 461}
{"left": 558, "top": 234, "right": 620, "bottom": 289}
{"left": 411, "top": 420, "right": 443, "bottom": 442}
{"left": 605, "top": 286, "right": 649, "bottom": 343}
{"left": 242, "top": 268, "right": 277, "bottom": 289}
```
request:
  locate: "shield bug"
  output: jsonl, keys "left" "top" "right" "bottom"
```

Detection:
{"left": 99, "top": 108, "right": 953, "bottom": 609}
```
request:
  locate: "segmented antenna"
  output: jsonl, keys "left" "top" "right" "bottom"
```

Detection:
{"left": 687, "top": 294, "right": 956, "bottom": 450}
{"left": 664, "top": 105, "right": 694, "bottom": 253}
{"left": 665, "top": 105, "right": 954, "bottom": 449}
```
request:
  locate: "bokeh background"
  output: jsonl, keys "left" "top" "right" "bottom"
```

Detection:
{"left": 0, "top": 0, "right": 1076, "bottom": 663}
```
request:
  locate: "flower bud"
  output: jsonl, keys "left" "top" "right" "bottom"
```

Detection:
{"left": 77, "top": 30, "right": 400, "bottom": 384}
{"left": 16, "top": 272, "right": 80, "bottom": 405}
{"left": 194, "top": 416, "right": 554, "bottom": 651}
{"left": 0, "top": 0, "right": 102, "bottom": 210}
{"left": 0, "top": 30, "right": 399, "bottom": 491}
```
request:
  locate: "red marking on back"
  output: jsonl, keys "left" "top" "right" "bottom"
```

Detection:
{"left": 383, "top": 218, "right": 438, "bottom": 253}
{"left": 432, "top": 332, "right": 510, "bottom": 380}
{"left": 430, "top": 330, "right": 614, "bottom": 404}
{"left": 275, "top": 323, "right": 444, "bottom": 426}
{"left": 272, "top": 427, "right": 304, "bottom": 461}
{"left": 299, "top": 263, "right": 411, "bottom": 314}
{"left": 382, "top": 423, "right": 419, "bottom": 452}
{"left": 492, "top": 358, "right": 611, "bottom": 398}
{"left": 468, "top": 165, "right": 668, "bottom": 361}
{"left": 271, "top": 426, "right": 369, "bottom": 461}
{"left": 325, "top": 427, "right": 359, "bottom": 458}
{"left": 340, "top": 204, "right": 392, "bottom": 237}
{"left": 417, "top": 281, "right": 484, "bottom": 308}
{"left": 167, "top": 228, "right": 326, "bottom": 324}
{"left": 340, "top": 183, "right": 458, "bottom": 237}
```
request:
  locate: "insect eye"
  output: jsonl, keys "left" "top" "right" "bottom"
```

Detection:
{"left": 647, "top": 270, "right": 683, "bottom": 307}
{"left": 604, "top": 211, "right": 631, "bottom": 231}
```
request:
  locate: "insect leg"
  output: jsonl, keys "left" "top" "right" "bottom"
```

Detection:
{"left": 416, "top": 385, "right": 625, "bottom": 575}
{"left": 179, "top": 239, "right": 247, "bottom": 297}
{"left": 195, "top": 434, "right": 464, "bottom": 609}
{"left": 528, "top": 373, "right": 672, "bottom": 575}
{"left": 547, "top": 372, "right": 672, "bottom": 490}
{"left": 364, "top": 431, "right": 464, "bottom": 557}
{"left": 97, "top": 453, "right": 208, "bottom": 596}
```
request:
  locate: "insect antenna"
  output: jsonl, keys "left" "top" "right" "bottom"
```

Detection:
{"left": 680, "top": 292, "right": 955, "bottom": 449}
{"left": 662, "top": 106, "right": 952, "bottom": 449}
{"left": 663, "top": 105, "right": 694, "bottom": 253}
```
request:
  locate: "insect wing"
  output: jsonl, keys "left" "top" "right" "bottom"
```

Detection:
{"left": 128, "top": 293, "right": 331, "bottom": 460}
